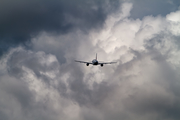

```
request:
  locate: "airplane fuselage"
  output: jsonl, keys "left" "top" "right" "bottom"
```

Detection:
{"left": 92, "top": 59, "right": 98, "bottom": 65}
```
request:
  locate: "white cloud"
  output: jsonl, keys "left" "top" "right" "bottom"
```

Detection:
{"left": 166, "top": 10, "right": 180, "bottom": 22}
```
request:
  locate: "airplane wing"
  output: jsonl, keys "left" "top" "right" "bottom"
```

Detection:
{"left": 98, "top": 62, "right": 117, "bottom": 64}
{"left": 75, "top": 60, "right": 92, "bottom": 64}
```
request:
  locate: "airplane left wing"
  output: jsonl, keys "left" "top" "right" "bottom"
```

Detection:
{"left": 75, "top": 60, "right": 92, "bottom": 64}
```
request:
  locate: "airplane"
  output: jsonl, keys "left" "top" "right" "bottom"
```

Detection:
{"left": 75, "top": 53, "right": 116, "bottom": 67}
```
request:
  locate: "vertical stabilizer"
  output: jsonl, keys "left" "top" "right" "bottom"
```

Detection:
{"left": 96, "top": 53, "right": 97, "bottom": 60}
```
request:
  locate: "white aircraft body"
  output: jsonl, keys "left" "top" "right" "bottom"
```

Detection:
{"left": 75, "top": 54, "right": 116, "bottom": 67}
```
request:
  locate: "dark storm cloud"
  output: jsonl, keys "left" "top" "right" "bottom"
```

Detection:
{"left": 130, "top": 0, "right": 180, "bottom": 19}
{"left": 0, "top": 0, "right": 121, "bottom": 55}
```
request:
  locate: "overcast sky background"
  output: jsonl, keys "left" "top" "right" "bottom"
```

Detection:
{"left": 0, "top": 0, "right": 180, "bottom": 120}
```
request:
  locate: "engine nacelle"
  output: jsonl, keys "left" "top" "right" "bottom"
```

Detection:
{"left": 86, "top": 63, "right": 89, "bottom": 66}
{"left": 101, "top": 64, "right": 103, "bottom": 67}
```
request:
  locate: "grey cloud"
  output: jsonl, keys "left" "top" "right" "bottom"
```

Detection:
{"left": 100, "top": 50, "right": 180, "bottom": 120}
{"left": 7, "top": 48, "right": 60, "bottom": 86}
{"left": 0, "top": 47, "right": 118, "bottom": 119}
{"left": 0, "top": 48, "right": 71, "bottom": 120}
{"left": 1, "top": 42, "right": 180, "bottom": 120}
{"left": 1, "top": 1, "right": 180, "bottom": 120}
{"left": 0, "top": 76, "right": 44, "bottom": 120}
{"left": 68, "top": 78, "right": 115, "bottom": 106}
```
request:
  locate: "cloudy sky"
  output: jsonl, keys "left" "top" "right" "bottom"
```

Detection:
{"left": 0, "top": 0, "right": 180, "bottom": 120}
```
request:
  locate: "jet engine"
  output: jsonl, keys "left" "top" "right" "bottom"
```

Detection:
{"left": 101, "top": 64, "right": 103, "bottom": 67}
{"left": 86, "top": 63, "right": 89, "bottom": 66}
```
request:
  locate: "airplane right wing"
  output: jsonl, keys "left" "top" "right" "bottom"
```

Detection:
{"left": 98, "top": 62, "right": 117, "bottom": 64}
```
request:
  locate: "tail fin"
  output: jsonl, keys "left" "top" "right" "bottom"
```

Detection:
{"left": 96, "top": 53, "right": 97, "bottom": 60}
